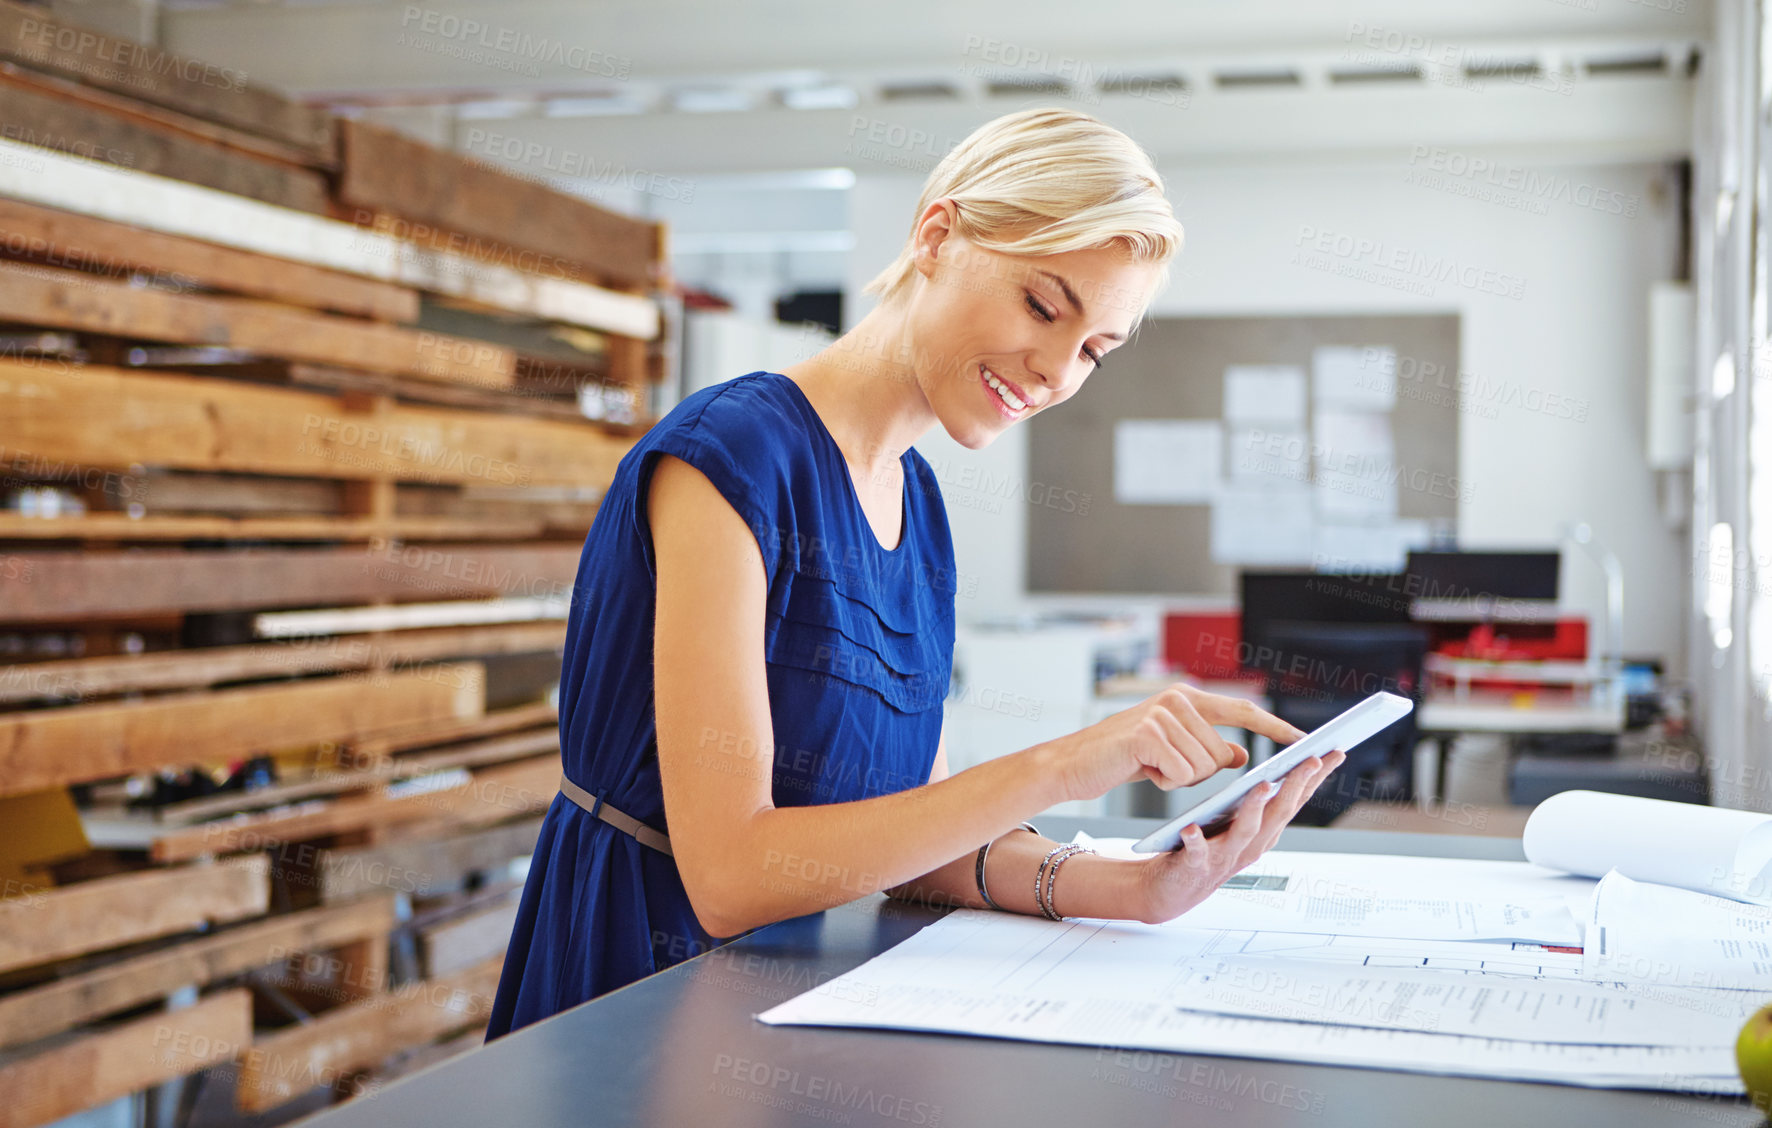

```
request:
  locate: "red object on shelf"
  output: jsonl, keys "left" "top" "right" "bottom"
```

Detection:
{"left": 1433, "top": 617, "right": 1587, "bottom": 661}
{"left": 1163, "top": 611, "right": 1247, "bottom": 680}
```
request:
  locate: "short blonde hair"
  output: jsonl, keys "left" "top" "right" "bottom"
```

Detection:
{"left": 861, "top": 108, "right": 1184, "bottom": 319}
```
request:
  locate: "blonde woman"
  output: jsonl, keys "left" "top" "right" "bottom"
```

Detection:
{"left": 487, "top": 108, "right": 1343, "bottom": 1039}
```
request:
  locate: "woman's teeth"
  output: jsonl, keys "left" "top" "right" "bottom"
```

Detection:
{"left": 983, "top": 367, "right": 1027, "bottom": 412}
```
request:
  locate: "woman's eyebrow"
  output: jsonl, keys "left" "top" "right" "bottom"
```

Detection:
{"left": 1034, "top": 268, "right": 1126, "bottom": 341}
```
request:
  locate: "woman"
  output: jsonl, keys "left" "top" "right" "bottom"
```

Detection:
{"left": 485, "top": 108, "right": 1343, "bottom": 1040}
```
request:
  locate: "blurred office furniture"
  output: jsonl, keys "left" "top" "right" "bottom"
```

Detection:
{"left": 1507, "top": 726, "right": 1707, "bottom": 806}
{"left": 1238, "top": 574, "right": 1429, "bottom": 824}
{"left": 946, "top": 615, "right": 1156, "bottom": 818}
{"left": 679, "top": 307, "right": 831, "bottom": 398}
{"left": 1408, "top": 539, "right": 1634, "bottom": 802}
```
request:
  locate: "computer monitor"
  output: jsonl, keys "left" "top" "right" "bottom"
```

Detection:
{"left": 1238, "top": 570, "right": 1415, "bottom": 669}
{"left": 1404, "top": 550, "right": 1560, "bottom": 621}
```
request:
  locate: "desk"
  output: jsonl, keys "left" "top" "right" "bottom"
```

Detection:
{"left": 294, "top": 819, "right": 1754, "bottom": 1128}
{"left": 1417, "top": 692, "right": 1625, "bottom": 735}
{"left": 1415, "top": 692, "right": 1628, "bottom": 804}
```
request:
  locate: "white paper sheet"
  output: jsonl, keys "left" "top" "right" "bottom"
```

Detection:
{"left": 1208, "top": 484, "right": 1314, "bottom": 565}
{"left": 758, "top": 908, "right": 1743, "bottom": 1094}
{"left": 1166, "top": 955, "right": 1757, "bottom": 1044}
{"left": 1313, "top": 409, "right": 1397, "bottom": 519}
{"left": 1229, "top": 931, "right": 1587, "bottom": 979}
{"left": 1314, "top": 345, "right": 1397, "bottom": 410}
{"left": 1074, "top": 839, "right": 1585, "bottom": 944}
{"left": 1523, "top": 790, "right": 1772, "bottom": 903}
{"left": 1228, "top": 426, "right": 1310, "bottom": 486}
{"left": 1113, "top": 419, "right": 1221, "bottom": 504}
{"left": 1224, "top": 365, "right": 1307, "bottom": 422}
{"left": 1584, "top": 870, "right": 1772, "bottom": 991}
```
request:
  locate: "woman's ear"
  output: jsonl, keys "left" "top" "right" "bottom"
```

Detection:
{"left": 910, "top": 198, "right": 959, "bottom": 283}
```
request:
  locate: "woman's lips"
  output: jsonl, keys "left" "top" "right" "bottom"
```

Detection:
{"left": 979, "top": 364, "right": 1030, "bottom": 420}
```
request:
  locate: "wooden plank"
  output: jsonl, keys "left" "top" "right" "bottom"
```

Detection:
{"left": 254, "top": 599, "right": 569, "bottom": 638}
{"left": 0, "top": 196, "right": 416, "bottom": 321}
{"left": 0, "top": 623, "right": 565, "bottom": 704}
{"left": 352, "top": 700, "right": 560, "bottom": 757}
{"left": 0, "top": 988, "right": 252, "bottom": 1128}
{"left": 0, "top": 359, "right": 633, "bottom": 486}
{"left": 0, "top": 1, "right": 333, "bottom": 156}
{"left": 149, "top": 753, "right": 557, "bottom": 864}
{"left": 0, "top": 665, "right": 486, "bottom": 798}
{"left": 0, "top": 261, "right": 513, "bottom": 387}
{"left": 319, "top": 818, "right": 544, "bottom": 904}
{"left": 286, "top": 361, "right": 597, "bottom": 421}
{"left": 0, "top": 543, "right": 582, "bottom": 622}
{"left": 421, "top": 896, "right": 521, "bottom": 978}
{"left": 0, "top": 856, "right": 268, "bottom": 975}
{"left": 407, "top": 878, "right": 523, "bottom": 930}
{"left": 0, "top": 897, "right": 395, "bottom": 1050}
{"left": 326, "top": 933, "right": 389, "bottom": 1005}
{"left": 0, "top": 512, "right": 549, "bottom": 542}
{"left": 389, "top": 754, "right": 559, "bottom": 828}
{"left": 236, "top": 956, "right": 501, "bottom": 1114}
{"left": 156, "top": 725, "right": 559, "bottom": 826}
{"left": 133, "top": 470, "right": 340, "bottom": 514}
{"left": 0, "top": 135, "right": 660, "bottom": 337}
{"left": 0, "top": 76, "right": 328, "bottom": 212}
{"left": 338, "top": 118, "right": 658, "bottom": 290}
{"left": 0, "top": 59, "right": 330, "bottom": 171}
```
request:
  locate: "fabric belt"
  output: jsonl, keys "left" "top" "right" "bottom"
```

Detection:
{"left": 558, "top": 774, "right": 674, "bottom": 857}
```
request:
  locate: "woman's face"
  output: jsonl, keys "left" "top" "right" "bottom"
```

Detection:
{"left": 904, "top": 204, "right": 1160, "bottom": 449}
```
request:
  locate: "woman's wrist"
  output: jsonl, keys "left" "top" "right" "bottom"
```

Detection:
{"left": 1036, "top": 851, "right": 1155, "bottom": 922}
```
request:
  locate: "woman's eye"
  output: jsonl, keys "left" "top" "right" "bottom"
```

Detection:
{"left": 1026, "top": 292, "right": 1103, "bottom": 369}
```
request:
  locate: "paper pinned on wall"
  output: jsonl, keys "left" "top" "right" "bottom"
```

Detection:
{"left": 1224, "top": 365, "right": 1307, "bottom": 422}
{"left": 1313, "top": 409, "right": 1397, "bottom": 520}
{"left": 1113, "top": 419, "right": 1221, "bottom": 504}
{"left": 1210, "top": 484, "right": 1315, "bottom": 565}
{"left": 1229, "top": 426, "right": 1310, "bottom": 485}
{"left": 1314, "top": 345, "right": 1396, "bottom": 410}
{"left": 1313, "top": 519, "right": 1433, "bottom": 572}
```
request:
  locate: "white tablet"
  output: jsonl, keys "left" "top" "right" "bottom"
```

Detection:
{"left": 1130, "top": 691, "right": 1415, "bottom": 853}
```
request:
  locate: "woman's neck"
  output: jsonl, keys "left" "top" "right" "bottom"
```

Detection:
{"left": 781, "top": 302, "right": 939, "bottom": 479}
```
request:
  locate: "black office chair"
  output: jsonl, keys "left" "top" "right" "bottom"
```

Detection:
{"left": 1255, "top": 621, "right": 1429, "bottom": 825}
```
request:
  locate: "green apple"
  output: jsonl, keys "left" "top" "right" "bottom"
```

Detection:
{"left": 1737, "top": 1003, "right": 1772, "bottom": 1111}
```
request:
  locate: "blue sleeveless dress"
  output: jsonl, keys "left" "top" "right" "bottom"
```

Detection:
{"left": 485, "top": 371, "right": 957, "bottom": 1039}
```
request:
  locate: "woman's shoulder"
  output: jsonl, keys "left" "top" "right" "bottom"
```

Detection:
{"left": 656, "top": 371, "right": 806, "bottom": 451}
{"left": 641, "top": 371, "right": 823, "bottom": 493}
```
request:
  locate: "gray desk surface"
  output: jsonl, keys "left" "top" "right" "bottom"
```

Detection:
{"left": 296, "top": 817, "right": 1760, "bottom": 1127}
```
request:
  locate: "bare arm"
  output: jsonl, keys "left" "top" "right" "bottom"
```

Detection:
{"left": 651, "top": 453, "right": 1069, "bottom": 938}
{"left": 649, "top": 452, "right": 1337, "bottom": 939}
{"left": 880, "top": 732, "right": 1343, "bottom": 922}
{"left": 881, "top": 732, "right": 1148, "bottom": 918}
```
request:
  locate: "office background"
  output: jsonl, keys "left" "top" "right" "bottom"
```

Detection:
{"left": 0, "top": 0, "right": 1765, "bottom": 1124}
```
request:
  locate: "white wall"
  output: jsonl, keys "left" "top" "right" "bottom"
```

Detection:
{"left": 846, "top": 154, "right": 1688, "bottom": 676}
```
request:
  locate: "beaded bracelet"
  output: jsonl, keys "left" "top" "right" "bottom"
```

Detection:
{"left": 1035, "top": 842, "right": 1092, "bottom": 921}
{"left": 974, "top": 821, "right": 1040, "bottom": 911}
{"left": 1042, "top": 844, "right": 1096, "bottom": 921}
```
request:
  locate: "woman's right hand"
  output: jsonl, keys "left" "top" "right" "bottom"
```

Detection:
{"left": 1037, "top": 684, "right": 1309, "bottom": 803}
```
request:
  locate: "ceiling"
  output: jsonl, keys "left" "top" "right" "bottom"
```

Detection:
{"left": 157, "top": 0, "right": 1708, "bottom": 174}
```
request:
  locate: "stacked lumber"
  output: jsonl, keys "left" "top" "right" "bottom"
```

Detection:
{"left": 0, "top": 7, "right": 666, "bottom": 1124}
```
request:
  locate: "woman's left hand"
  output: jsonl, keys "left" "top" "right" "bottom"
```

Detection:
{"left": 1131, "top": 748, "right": 1346, "bottom": 925}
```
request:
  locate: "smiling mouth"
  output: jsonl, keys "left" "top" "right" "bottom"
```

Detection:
{"left": 980, "top": 364, "right": 1030, "bottom": 415}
